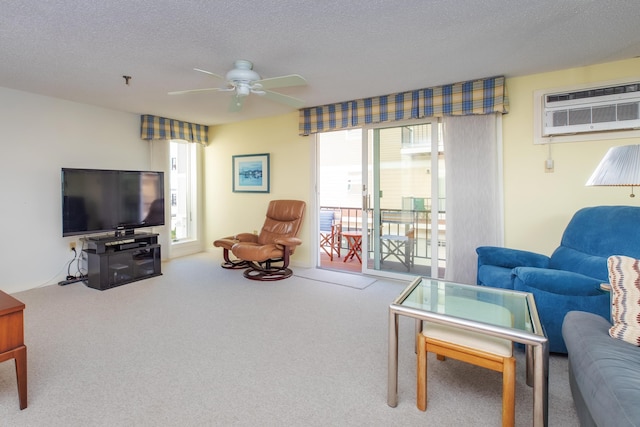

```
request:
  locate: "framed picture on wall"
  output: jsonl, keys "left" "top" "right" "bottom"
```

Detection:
{"left": 232, "top": 153, "right": 270, "bottom": 193}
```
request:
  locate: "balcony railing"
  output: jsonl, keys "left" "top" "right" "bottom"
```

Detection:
{"left": 320, "top": 201, "right": 446, "bottom": 264}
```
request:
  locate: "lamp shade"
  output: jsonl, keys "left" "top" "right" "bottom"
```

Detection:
{"left": 586, "top": 144, "right": 640, "bottom": 187}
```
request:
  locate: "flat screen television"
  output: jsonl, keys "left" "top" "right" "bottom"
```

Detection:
{"left": 62, "top": 168, "right": 165, "bottom": 237}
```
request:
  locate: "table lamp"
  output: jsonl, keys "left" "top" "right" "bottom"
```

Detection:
{"left": 586, "top": 144, "right": 640, "bottom": 197}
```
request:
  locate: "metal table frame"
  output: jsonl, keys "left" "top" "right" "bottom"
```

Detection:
{"left": 387, "top": 277, "right": 549, "bottom": 427}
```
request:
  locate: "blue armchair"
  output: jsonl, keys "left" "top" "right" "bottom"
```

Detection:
{"left": 476, "top": 205, "right": 640, "bottom": 354}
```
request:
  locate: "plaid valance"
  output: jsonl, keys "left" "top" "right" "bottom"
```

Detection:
{"left": 140, "top": 115, "right": 209, "bottom": 144}
{"left": 299, "top": 76, "right": 508, "bottom": 135}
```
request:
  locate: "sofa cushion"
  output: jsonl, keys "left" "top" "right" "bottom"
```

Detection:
{"left": 515, "top": 272, "right": 610, "bottom": 354}
{"left": 561, "top": 206, "right": 640, "bottom": 260}
{"left": 549, "top": 246, "right": 608, "bottom": 282}
{"left": 513, "top": 267, "right": 604, "bottom": 296}
{"left": 563, "top": 311, "right": 640, "bottom": 427}
{"left": 608, "top": 255, "right": 640, "bottom": 346}
{"left": 476, "top": 264, "right": 514, "bottom": 289}
{"left": 476, "top": 246, "right": 550, "bottom": 269}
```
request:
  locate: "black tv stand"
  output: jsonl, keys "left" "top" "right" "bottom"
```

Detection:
{"left": 82, "top": 232, "right": 161, "bottom": 290}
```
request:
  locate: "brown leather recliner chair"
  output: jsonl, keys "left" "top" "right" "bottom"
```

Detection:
{"left": 213, "top": 200, "right": 306, "bottom": 281}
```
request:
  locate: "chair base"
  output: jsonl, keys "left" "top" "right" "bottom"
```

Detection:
{"left": 221, "top": 260, "right": 250, "bottom": 269}
{"left": 243, "top": 261, "right": 293, "bottom": 281}
{"left": 220, "top": 248, "right": 250, "bottom": 269}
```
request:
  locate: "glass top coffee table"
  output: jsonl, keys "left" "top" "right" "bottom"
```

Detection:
{"left": 388, "top": 277, "right": 549, "bottom": 427}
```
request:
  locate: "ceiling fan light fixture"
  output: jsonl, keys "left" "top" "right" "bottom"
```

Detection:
{"left": 236, "top": 83, "right": 251, "bottom": 97}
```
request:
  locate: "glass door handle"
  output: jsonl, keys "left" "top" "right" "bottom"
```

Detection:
{"left": 362, "top": 194, "right": 370, "bottom": 211}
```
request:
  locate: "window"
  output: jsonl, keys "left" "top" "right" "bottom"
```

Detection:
{"left": 170, "top": 141, "right": 197, "bottom": 242}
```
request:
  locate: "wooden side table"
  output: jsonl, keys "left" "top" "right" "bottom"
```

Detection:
{"left": 342, "top": 231, "right": 362, "bottom": 264}
{"left": 0, "top": 290, "right": 27, "bottom": 410}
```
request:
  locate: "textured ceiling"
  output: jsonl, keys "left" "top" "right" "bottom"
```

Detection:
{"left": 2, "top": 0, "right": 640, "bottom": 126}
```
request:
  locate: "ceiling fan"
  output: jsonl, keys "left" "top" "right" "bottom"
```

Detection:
{"left": 168, "top": 59, "right": 307, "bottom": 112}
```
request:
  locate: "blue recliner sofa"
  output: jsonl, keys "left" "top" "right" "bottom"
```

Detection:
{"left": 476, "top": 205, "right": 640, "bottom": 354}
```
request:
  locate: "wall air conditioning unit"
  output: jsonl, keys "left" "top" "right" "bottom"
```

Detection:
{"left": 542, "top": 81, "right": 640, "bottom": 137}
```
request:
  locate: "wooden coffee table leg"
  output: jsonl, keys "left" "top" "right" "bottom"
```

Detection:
{"left": 15, "top": 345, "right": 27, "bottom": 410}
{"left": 416, "top": 333, "right": 427, "bottom": 411}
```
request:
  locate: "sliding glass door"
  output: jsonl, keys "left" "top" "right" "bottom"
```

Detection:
{"left": 362, "top": 121, "right": 446, "bottom": 279}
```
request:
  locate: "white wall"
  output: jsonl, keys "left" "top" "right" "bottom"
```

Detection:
{"left": 0, "top": 88, "right": 154, "bottom": 293}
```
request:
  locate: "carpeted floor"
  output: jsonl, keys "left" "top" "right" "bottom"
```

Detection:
{"left": 0, "top": 252, "right": 579, "bottom": 426}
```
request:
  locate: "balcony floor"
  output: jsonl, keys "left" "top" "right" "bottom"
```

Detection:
{"left": 319, "top": 251, "right": 443, "bottom": 278}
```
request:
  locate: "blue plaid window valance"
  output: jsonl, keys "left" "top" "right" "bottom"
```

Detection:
{"left": 140, "top": 115, "right": 209, "bottom": 144}
{"left": 299, "top": 76, "right": 508, "bottom": 136}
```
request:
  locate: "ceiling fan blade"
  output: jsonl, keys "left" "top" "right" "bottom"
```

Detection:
{"left": 228, "top": 94, "right": 246, "bottom": 112}
{"left": 193, "top": 68, "right": 225, "bottom": 80}
{"left": 257, "top": 74, "right": 307, "bottom": 90}
{"left": 168, "top": 87, "right": 226, "bottom": 95}
{"left": 261, "top": 90, "right": 305, "bottom": 108}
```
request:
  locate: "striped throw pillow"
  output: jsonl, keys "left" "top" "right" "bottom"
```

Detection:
{"left": 607, "top": 255, "right": 640, "bottom": 346}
